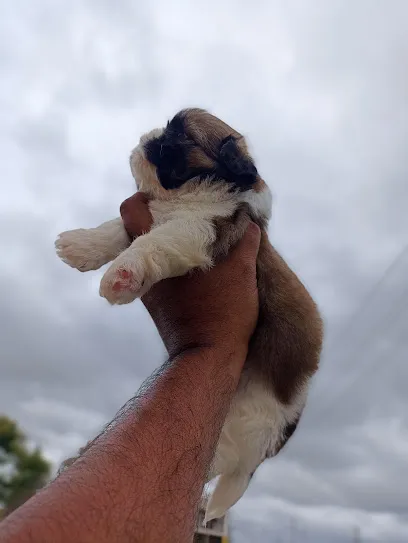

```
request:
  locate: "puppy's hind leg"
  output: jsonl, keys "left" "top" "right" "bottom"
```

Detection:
{"left": 204, "top": 375, "right": 307, "bottom": 522}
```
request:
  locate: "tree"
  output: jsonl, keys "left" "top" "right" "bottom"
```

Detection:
{"left": 0, "top": 415, "right": 51, "bottom": 516}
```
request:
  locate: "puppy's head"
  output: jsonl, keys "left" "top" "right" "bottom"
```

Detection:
{"left": 130, "top": 108, "right": 259, "bottom": 197}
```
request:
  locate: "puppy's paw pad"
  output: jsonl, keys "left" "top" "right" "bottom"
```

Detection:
{"left": 112, "top": 269, "right": 140, "bottom": 292}
{"left": 99, "top": 263, "right": 147, "bottom": 305}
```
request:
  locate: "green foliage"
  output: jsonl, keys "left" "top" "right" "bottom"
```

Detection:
{"left": 0, "top": 415, "right": 51, "bottom": 514}
{"left": 0, "top": 416, "right": 23, "bottom": 456}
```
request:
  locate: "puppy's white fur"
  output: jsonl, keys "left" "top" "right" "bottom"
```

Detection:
{"left": 55, "top": 127, "right": 305, "bottom": 523}
{"left": 100, "top": 182, "right": 239, "bottom": 303}
{"left": 56, "top": 218, "right": 129, "bottom": 272}
{"left": 205, "top": 375, "right": 307, "bottom": 521}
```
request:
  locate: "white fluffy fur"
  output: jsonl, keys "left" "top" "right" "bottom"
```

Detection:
{"left": 205, "top": 376, "right": 307, "bottom": 521}
{"left": 239, "top": 185, "right": 272, "bottom": 220}
{"left": 100, "top": 182, "right": 240, "bottom": 304}
{"left": 55, "top": 129, "right": 302, "bottom": 523}
{"left": 55, "top": 218, "right": 129, "bottom": 272}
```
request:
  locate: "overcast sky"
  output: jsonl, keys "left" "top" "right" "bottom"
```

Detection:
{"left": 1, "top": 0, "right": 408, "bottom": 541}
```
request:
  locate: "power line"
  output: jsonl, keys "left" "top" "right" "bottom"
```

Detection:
{"left": 327, "top": 243, "right": 408, "bottom": 350}
{"left": 322, "top": 243, "right": 408, "bottom": 376}
{"left": 288, "top": 516, "right": 295, "bottom": 543}
{"left": 315, "top": 242, "right": 408, "bottom": 415}
{"left": 318, "top": 283, "right": 408, "bottom": 416}
{"left": 260, "top": 247, "right": 408, "bottom": 543}
{"left": 353, "top": 525, "right": 361, "bottom": 542}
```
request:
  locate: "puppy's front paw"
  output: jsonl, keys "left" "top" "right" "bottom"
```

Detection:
{"left": 55, "top": 229, "right": 110, "bottom": 272}
{"left": 99, "top": 257, "right": 150, "bottom": 305}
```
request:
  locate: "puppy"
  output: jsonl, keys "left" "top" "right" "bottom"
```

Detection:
{"left": 55, "top": 108, "right": 323, "bottom": 522}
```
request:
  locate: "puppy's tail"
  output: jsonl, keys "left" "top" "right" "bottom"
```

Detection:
{"left": 204, "top": 470, "right": 253, "bottom": 523}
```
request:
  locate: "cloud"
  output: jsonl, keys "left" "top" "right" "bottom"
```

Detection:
{"left": 1, "top": 0, "right": 408, "bottom": 540}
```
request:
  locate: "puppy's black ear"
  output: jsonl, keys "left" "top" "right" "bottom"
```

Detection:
{"left": 218, "top": 136, "right": 258, "bottom": 190}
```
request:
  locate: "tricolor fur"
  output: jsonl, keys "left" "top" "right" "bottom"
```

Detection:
{"left": 55, "top": 108, "right": 323, "bottom": 522}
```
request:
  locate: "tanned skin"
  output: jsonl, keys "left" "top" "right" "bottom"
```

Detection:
{"left": 0, "top": 192, "right": 260, "bottom": 543}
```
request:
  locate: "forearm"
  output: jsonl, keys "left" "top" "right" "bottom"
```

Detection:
{"left": 0, "top": 346, "right": 246, "bottom": 543}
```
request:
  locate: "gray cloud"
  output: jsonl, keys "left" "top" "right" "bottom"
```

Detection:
{"left": 1, "top": 0, "right": 408, "bottom": 541}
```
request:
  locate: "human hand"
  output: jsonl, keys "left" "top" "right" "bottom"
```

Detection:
{"left": 120, "top": 193, "right": 260, "bottom": 359}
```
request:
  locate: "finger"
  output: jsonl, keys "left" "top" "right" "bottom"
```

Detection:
{"left": 231, "top": 222, "right": 261, "bottom": 260}
{"left": 120, "top": 192, "right": 153, "bottom": 238}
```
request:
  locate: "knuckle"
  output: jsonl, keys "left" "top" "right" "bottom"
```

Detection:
{"left": 119, "top": 198, "right": 131, "bottom": 218}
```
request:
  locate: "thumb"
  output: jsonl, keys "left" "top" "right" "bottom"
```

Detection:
{"left": 120, "top": 192, "right": 153, "bottom": 238}
{"left": 238, "top": 221, "right": 261, "bottom": 259}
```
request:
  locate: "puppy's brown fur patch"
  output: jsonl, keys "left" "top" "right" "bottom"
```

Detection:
{"left": 214, "top": 216, "right": 323, "bottom": 406}
{"left": 182, "top": 108, "right": 243, "bottom": 157}
{"left": 181, "top": 108, "right": 263, "bottom": 185}
{"left": 253, "top": 178, "right": 268, "bottom": 193}
{"left": 212, "top": 204, "right": 252, "bottom": 261}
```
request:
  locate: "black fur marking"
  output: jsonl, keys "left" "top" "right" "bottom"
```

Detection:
{"left": 144, "top": 112, "right": 201, "bottom": 189}
{"left": 145, "top": 113, "right": 258, "bottom": 191}
{"left": 281, "top": 419, "right": 298, "bottom": 444}
{"left": 167, "top": 113, "right": 186, "bottom": 137}
{"left": 266, "top": 416, "right": 300, "bottom": 458}
{"left": 144, "top": 136, "right": 192, "bottom": 190}
{"left": 217, "top": 136, "right": 258, "bottom": 190}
